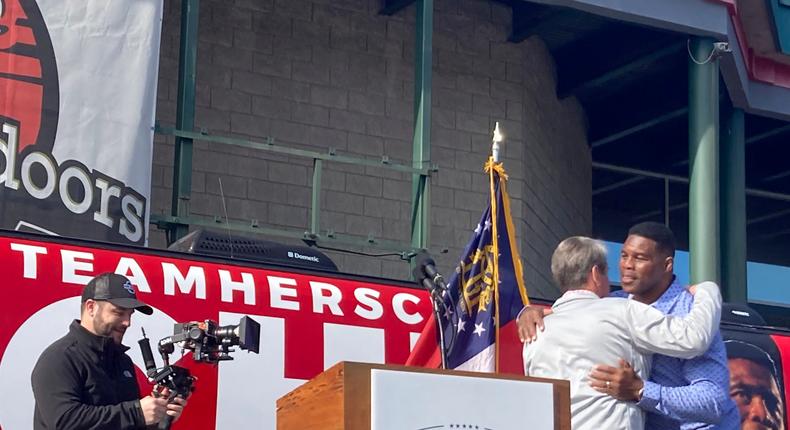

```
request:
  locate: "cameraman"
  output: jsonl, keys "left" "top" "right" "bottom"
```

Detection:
{"left": 31, "top": 273, "right": 187, "bottom": 429}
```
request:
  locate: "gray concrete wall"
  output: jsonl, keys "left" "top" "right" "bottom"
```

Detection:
{"left": 151, "top": 0, "right": 591, "bottom": 300}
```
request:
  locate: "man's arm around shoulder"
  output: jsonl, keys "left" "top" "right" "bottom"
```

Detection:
{"left": 625, "top": 281, "right": 722, "bottom": 359}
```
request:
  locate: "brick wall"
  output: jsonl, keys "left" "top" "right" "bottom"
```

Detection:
{"left": 151, "top": 0, "right": 591, "bottom": 300}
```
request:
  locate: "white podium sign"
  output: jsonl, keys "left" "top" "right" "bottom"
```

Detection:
{"left": 370, "top": 369, "right": 555, "bottom": 430}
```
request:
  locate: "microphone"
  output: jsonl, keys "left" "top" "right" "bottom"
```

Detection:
{"left": 421, "top": 277, "right": 436, "bottom": 293}
{"left": 411, "top": 263, "right": 432, "bottom": 290}
{"left": 415, "top": 251, "right": 448, "bottom": 291}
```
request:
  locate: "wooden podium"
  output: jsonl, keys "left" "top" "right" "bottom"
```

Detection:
{"left": 277, "top": 361, "right": 571, "bottom": 430}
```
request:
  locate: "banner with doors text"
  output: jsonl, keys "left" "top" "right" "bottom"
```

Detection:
{"left": 0, "top": 0, "right": 161, "bottom": 244}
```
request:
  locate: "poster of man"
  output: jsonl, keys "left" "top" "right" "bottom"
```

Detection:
{"left": 723, "top": 331, "right": 786, "bottom": 430}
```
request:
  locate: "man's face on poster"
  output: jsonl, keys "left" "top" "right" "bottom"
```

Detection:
{"left": 729, "top": 357, "right": 785, "bottom": 430}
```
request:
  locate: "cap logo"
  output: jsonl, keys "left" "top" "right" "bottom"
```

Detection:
{"left": 122, "top": 280, "right": 135, "bottom": 295}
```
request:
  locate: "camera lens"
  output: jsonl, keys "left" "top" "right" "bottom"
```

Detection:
{"left": 214, "top": 325, "right": 238, "bottom": 342}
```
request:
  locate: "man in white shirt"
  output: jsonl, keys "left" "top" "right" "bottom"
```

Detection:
{"left": 523, "top": 236, "right": 722, "bottom": 430}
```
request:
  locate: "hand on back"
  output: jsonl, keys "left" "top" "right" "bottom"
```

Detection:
{"left": 518, "top": 306, "right": 552, "bottom": 343}
{"left": 588, "top": 359, "right": 644, "bottom": 402}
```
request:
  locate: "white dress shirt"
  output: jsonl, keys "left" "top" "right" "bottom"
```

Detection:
{"left": 523, "top": 281, "right": 722, "bottom": 430}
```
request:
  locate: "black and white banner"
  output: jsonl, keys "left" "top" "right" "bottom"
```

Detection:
{"left": 0, "top": 0, "right": 162, "bottom": 244}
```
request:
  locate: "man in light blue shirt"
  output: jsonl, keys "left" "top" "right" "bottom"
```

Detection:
{"left": 520, "top": 222, "right": 740, "bottom": 429}
{"left": 592, "top": 222, "right": 739, "bottom": 429}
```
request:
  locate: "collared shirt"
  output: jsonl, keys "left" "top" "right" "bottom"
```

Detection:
{"left": 523, "top": 283, "right": 721, "bottom": 430}
{"left": 614, "top": 281, "right": 740, "bottom": 429}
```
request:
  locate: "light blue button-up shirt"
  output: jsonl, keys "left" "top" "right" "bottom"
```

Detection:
{"left": 615, "top": 280, "right": 740, "bottom": 429}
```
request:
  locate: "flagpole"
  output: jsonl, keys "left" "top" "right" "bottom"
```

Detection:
{"left": 491, "top": 122, "right": 503, "bottom": 372}
{"left": 492, "top": 122, "right": 503, "bottom": 163}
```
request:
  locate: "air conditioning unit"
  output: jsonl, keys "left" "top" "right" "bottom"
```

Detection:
{"left": 168, "top": 229, "right": 338, "bottom": 272}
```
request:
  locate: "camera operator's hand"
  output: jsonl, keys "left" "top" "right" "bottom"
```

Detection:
{"left": 160, "top": 388, "right": 188, "bottom": 422}
{"left": 167, "top": 396, "right": 187, "bottom": 422}
{"left": 139, "top": 395, "right": 169, "bottom": 425}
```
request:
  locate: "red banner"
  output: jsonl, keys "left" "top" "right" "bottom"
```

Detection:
{"left": 0, "top": 233, "right": 433, "bottom": 429}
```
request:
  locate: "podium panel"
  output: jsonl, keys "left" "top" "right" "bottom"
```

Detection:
{"left": 277, "top": 361, "right": 570, "bottom": 430}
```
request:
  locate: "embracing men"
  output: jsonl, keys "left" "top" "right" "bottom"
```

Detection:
{"left": 521, "top": 223, "right": 738, "bottom": 430}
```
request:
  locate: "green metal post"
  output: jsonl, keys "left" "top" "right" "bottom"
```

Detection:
{"left": 411, "top": 0, "right": 433, "bottom": 251}
{"left": 169, "top": 0, "right": 200, "bottom": 244}
{"left": 310, "top": 159, "right": 323, "bottom": 236}
{"left": 720, "top": 103, "right": 747, "bottom": 302}
{"left": 688, "top": 37, "right": 720, "bottom": 285}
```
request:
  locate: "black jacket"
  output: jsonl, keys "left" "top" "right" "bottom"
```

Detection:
{"left": 31, "top": 320, "right": 148, "bottom": 429}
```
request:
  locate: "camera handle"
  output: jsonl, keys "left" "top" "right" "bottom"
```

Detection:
{"left": 139, "top": 331, "right": 193, "bottom": 430}
{"left": 155, "top": 389, "right": 188, "bottom": 430}
{"left": 157, "top": 399, "right": 176, "bottom": 430}
{"left": 138, "top": 332, "right": 158, "bottom": 375}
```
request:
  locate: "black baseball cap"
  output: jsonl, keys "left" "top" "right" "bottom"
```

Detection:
{"left": 81, "top": 273, "right": 153, "bottom": 315}
{"left": 725, "top": 339, "right": 779, "bottom": 379}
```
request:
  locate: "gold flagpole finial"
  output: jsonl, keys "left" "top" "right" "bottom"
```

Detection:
{"left": 492, "top": 122, "right": 504, "bottom": 162}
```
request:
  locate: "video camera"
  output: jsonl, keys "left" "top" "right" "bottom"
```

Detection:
{"left": 139, "top": 316, "right": 260, "bottom": 429}
{"left": 158, "top": 317, "right": 260, "bottom": 363}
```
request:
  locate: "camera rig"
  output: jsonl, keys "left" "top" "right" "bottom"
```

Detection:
{"left": 138, "top": 316, "right": 260, "bottom": 429}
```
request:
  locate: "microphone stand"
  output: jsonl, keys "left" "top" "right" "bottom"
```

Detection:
{"left": 422, "top": 278, "right": 449, "bottom": 369}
